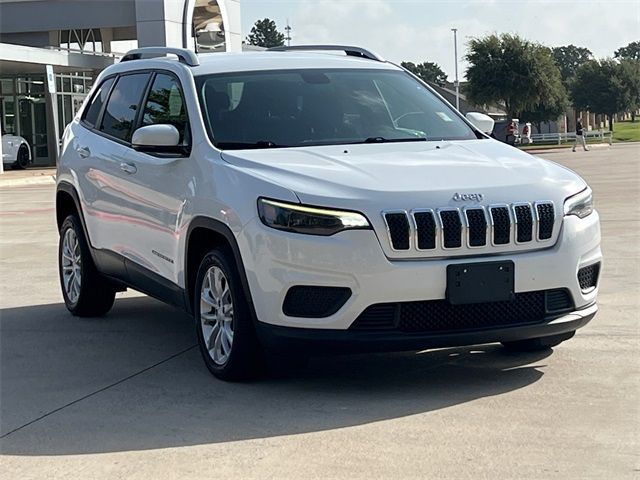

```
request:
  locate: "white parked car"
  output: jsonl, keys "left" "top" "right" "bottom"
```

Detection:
{"left": 2, "top": 133, "right": 32, "bottom": 169}
{"left": 56, "top": 46, "right": 601, "bottom": 381}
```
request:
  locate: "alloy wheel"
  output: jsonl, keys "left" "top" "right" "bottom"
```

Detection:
{"left": 200, "top": 265, "right": 234, "bottom": 365}
{"left": 61, "top": 228, "right": 82, "bottom": 304}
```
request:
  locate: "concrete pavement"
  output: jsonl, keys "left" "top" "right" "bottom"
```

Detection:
{"left": 0, "top": 144, "right": 638, "bottom": 478}
{"left": 0, "top": 168, "right": 56, "bottom": 188}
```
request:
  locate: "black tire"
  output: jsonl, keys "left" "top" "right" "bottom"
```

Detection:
{"left": 58, "top": 215, "right": 116, "bottom": 316}
{"left": 194, "top": 247, "right": 264, "bottom": 381}
{"left": 501, "top": 331, "right": 575, "bottom": 352}
{"left": 15, "top": 145, "right": 30, "bottom": 169}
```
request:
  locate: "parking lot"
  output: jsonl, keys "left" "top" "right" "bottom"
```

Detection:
{"left": 1, "top": 144, "right": 638, "bottom": 479}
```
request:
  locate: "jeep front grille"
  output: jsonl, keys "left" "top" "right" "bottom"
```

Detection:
{"left": 383, "top": 202, "right": 556, "bottom": 254}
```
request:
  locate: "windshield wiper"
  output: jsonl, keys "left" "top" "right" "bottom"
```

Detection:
{"left": 362, "top": 136, "right": 427, "bottom": 144}
{"left": 216, "top": 140, "right": 289, "bottom": 149}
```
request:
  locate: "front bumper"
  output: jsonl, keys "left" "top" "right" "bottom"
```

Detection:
{"left": 256, "top": 303, "right": 597, "bottom": 354}
{"left": 238, "top": 211, "right": 601, "bottom": 331}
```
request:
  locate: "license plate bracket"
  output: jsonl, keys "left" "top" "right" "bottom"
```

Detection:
{"left": 446, "top": 261, "right": 515, "bottom": 305}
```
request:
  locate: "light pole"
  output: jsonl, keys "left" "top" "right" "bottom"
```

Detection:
{"left": 451, "top": 28, "right": 460, "bottom": 111}
{"left": 285, "top": 19, "right": 292, "bottom": 47}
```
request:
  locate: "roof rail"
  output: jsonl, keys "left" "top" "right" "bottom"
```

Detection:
{"left": 268, "top": 45, "right": 384, "bottom": 62}
{"left": 120, "top": 47, "right": 200, "bottom": 67}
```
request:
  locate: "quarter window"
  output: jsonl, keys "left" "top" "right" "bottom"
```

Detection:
{"left": 82, "top": 77, "right": 114, "bottom": 128}
{"left": 141, "top": 73, "right": 189, "bottom": 144}
{"left": 100, "top": 73, "right": 150, "bottom": 142}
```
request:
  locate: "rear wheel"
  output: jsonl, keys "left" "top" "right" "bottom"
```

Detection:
{"left": 59, "top": 215, "right": 116, "bottom": 316}
{"left": 501, "top": 331, "right": 575, "bottom": 352}
{"left": 195, "top": 248, "right": 264, "bottom": 381}
{"left": 15, "top": 145, "right": 30, "bottom": 169}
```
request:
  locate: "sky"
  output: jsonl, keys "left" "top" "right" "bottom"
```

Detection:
{"left": 241, "top": 0, "right": 639, "bottom": 81}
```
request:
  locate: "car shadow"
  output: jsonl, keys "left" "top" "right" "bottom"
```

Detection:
{"left": 1, "top": 296, "right": 551, "bottom": 456}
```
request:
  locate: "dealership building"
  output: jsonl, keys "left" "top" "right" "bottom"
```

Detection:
{"left": 0, "top": 0, "right": 241, "bottom": 166}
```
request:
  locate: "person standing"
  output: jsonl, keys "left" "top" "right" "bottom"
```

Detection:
{"left": 573, "top": 117, "right": 589, "bottom": 152}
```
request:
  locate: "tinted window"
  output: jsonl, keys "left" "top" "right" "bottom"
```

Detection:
{"left": 142, "top": 73, "right": 189, "bottom": 144}
{"left": 100, "top": 73, "right": 150, "bottom": 141}
{"left": 195, "top": 69, "right": 476, "bottom": 150}
{"left": 83, "top": 77, "right": 114, "bottom": 128}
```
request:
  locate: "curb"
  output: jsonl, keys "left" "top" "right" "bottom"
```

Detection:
{"left": 0, "top": 175, "right": 56, "bottom": 188}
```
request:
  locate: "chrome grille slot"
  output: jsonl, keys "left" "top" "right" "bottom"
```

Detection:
{"left": 384, "top": 212, "right": 411, "bottom": 250}
{"left": 536, "top": 202, "right": 555, "bottom": 240}
{"left": 513, "top": 203, "right": 534, "bottom": 243}
{"left": 490, "top": 206, "right": 511, "bottom": 245}
{"left": 439, "top": 209, "right": 463, "bottom": 249}
{"left": 464, "top": 208, "right": 488, "bottom": 247}
{"left": 413, "top": 210, "right": 436, "bottom": 250}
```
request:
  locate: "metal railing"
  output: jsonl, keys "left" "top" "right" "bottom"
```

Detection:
{"left": 530, "top": 131, "right": 613, "bottom": 145}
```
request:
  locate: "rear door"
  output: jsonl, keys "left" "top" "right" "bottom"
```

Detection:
{"left": 72, "top": 75, "right": 128, "bottom": 277}
{"left": 80, "top": 71, "right": 152, "bottom": 266}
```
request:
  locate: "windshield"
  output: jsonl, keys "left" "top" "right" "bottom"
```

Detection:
{"left": 195, "top": 68, "right": 477, "bottom": 149}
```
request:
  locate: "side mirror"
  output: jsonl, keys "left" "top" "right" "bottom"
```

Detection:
{"left": 466, "top": 112, "right": 495, "bottom": 135}
{"left": 132, "top": 124, "right": 186, "bottom": 155}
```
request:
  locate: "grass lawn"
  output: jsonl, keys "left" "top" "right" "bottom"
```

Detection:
{"left": 612, "top": 120, "right": 640, "bottom": 143}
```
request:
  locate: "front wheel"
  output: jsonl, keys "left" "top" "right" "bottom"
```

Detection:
{"left": 501, "top": 331, "right": 575, "bottom": 352}
{"left": 59, "top": 215, "right": 116, "bottom": 316}
{"left": 15, "top": 145, "right": 30, "bottom": 169}
{"left": 195, "top": 248, "right": 264, "bottom": 381}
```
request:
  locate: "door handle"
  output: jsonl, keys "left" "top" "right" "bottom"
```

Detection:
{"left": 76, "top": 146, "right": 90, "bottom": 158}
{"left": 120, "top": 162, "right": 137, "bottom": 175}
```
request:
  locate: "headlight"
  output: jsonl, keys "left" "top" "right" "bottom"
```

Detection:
{"left": 564, "top": 188, "right": 594, "bottom": 218}
{"left": 258, "top": 198, "right": 371, "bottom": 236}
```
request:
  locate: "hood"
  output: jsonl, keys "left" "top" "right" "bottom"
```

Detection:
{"left": 221, "top": 139, "right": 585, "bottom": 209}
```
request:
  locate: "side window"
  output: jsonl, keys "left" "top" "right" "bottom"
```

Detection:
{"left": 82, "top": 77, "right": 114, "bottom": 128}
{"left": 100, "top": 73, "right": 150, "bottom": 142}
{"left": 142, "top": 73, "right": 189, "bottom": 144}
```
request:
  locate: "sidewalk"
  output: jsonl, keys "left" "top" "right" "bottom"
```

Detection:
{"left": 0, "top": 167, "right": 56, "bottom": 187}
{"left": 520, "top": 142, "right": 613, "bottom": 154}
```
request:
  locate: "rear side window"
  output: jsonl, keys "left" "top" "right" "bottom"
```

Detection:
{"left": 141, "top": 73, "right": 189, "bottom": 144}
{"left": 100, "top": 73, "right": 150, "bottom": 142}
{"left": 82, "top": 77, "right": 114, "bottom": 128}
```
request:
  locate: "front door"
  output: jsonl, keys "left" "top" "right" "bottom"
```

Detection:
{"left": 115, "top": 72, "right": 192, "bottom": 287}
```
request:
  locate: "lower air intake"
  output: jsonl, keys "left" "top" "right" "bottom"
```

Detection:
{"left": 283, "top": 286, "right": 351, "bottom": 318}
{"left": 578, "top": 263, "right": 600, "bottom": 291}
{"left": 350, "top": 289, "right": 574, "bottom": 333}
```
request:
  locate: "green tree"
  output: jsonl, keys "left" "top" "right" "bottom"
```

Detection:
{"left": 615, "top": 41, "right": 640, "bottom": 60}
{"left": 552, "top": 45, "right": 592, "bottom": 84}
{"left": 465, "top": 34, "right": 566, "bottom": 120}
{"left": 520, "top": 92, "right": 569, "bottom": 133}
{"left": 246, "top": 18, "right": 285, "bottom": 48}
{"left": 571, "top": 59, "right": 628, "bottom": 131}
{"left": 401, "top": 61, "right": 448, "bottom": 85}
{"left": 617, "top": 58, "right": 640, "bottom": 121}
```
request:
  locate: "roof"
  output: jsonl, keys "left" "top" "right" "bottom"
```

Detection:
{"left": 191, "top": 51, "right": 400, "bottom": 75}
{"left": 115, "top": 50, "right": 400, "bottom": 77}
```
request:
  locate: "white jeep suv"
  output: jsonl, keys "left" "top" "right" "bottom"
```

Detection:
{"left": 56, "top": 46, "right": 601, "bottom": 381}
